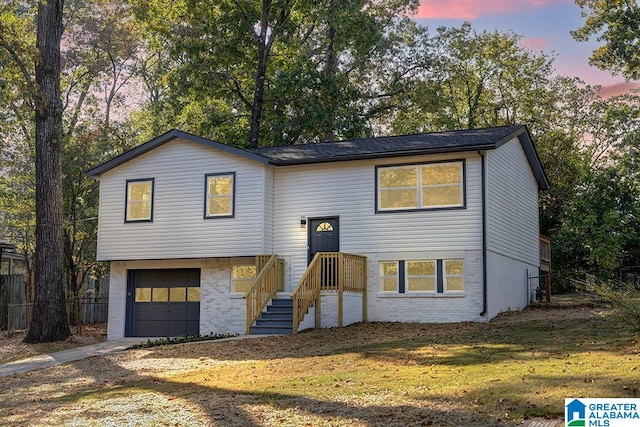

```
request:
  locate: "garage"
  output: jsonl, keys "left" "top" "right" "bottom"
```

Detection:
{"left": 126, "top": 269, "right": 200, "bottom": 337}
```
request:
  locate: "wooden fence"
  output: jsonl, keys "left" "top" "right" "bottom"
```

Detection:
{"left": 1, "top": 274, "right": 110, "bottom": 332}
{"left": 7, "top": 297, "right": 109, "bottom": 332}
{"left": 0, "top": 275, "right": 27, "bottom": 330}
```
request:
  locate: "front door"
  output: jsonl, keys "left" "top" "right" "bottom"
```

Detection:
{"left": 308, "top": 217, "right": 339, "bottom": 287}
{"left": 308, "top": 217, "right": 340, "bottom": 262}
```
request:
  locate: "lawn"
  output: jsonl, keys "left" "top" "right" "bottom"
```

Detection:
{"left": 0, "top": 323, "right": 107, "bottom": 364}
{"left": 0, "top": 300, "right": 638, "bottom": 426}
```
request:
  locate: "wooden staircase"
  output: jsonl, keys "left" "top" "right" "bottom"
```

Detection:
{"left": 249, "top": 298, "right": 293, "bottom": 335}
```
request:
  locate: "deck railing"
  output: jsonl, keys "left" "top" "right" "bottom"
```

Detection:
{"left": 244, "top": 254, "right": 282, "bottom": 334}
{"left": 540, "top": 235, "right": 552, "bottom": 302}
{"left": 291, "top": 252, "right": 367, "bottom": 334}
{"left": 540, "top": 235, "right": 551, "bottom": 271}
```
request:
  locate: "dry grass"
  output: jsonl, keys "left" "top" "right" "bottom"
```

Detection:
{"left": 0, "top": 323, "right": 107, "bottom": 364}
{"left": 1, "top": 303, "right": 639, "bottom": 426}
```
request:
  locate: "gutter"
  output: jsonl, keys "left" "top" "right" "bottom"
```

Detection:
{"left": 478, "top": 150, "right": 488, "bottom": 317}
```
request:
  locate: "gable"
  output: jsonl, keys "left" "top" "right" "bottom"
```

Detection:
{"left": 86, "top": 129, "right": 269, "bottom": 178}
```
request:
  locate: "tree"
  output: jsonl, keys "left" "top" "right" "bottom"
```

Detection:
{"left": 391, "top": 23, "right": 559, "bottom": 133}
{"left": 27, "top": 0, "right": 70, "bottom": 342}
{"left": 572, "top": 0, "right": 640, "bottom": 80}
{"left": 130, "top": 0, "right": 423, "bottom": 146}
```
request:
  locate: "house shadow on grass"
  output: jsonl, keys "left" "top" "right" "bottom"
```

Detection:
{"left": 3, "top": 306, "right": 636, "bottom": 426}
{"left": 133, "top": 306, "right": 631, "bottom": 369}
{"left": 4, "top": 352, "right": 505, "bottom": 426}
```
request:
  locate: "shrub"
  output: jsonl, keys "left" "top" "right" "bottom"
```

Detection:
{"left": 572, "top": 275, "right": 640, "bottom": 334}
{"left": 128, "top": 333, "right": 239, "bottom": 349}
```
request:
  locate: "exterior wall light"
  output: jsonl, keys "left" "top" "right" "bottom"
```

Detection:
{"left": 300, "top": 216, "right": 307, "bottom": 228}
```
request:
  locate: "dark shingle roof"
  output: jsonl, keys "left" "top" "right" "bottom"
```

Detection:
{"left": 250, "top": 125, "right": 524, "bottom": 165}
{"left": 86, "top": 125, "right": 548, "bottom": 190}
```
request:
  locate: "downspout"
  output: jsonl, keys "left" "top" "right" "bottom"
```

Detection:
{"left": 478, "top": 151, "right": 488, "bottom": 317}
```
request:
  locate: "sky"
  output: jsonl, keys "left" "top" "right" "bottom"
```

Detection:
{"left": 413, "top": 0, "right": 639, "bottom": 97}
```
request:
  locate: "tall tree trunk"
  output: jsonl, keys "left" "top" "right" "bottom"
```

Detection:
{"left": 25, "top": 0, "right": 70, "bottom": 343}
{"left": 321, "top": 0, "right": 338, "bottom": 142}
{"left": 249, "top": 0, "right": 272, "bottom": 149}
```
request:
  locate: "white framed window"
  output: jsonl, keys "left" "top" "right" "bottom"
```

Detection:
{"left": 406, "top": 260, "right": 436, "bottom": 292}
{"left": 379, "top": 261, "right": 399, "bottom": 292}
{"left": 231, "top": 264, "right": 256, "bottom": 294}
{"left": 125, "top": 178, "right": 154, "bottom": 222}
{"left": 376, "top": 160, "right": 464, "bottom": 211}
{"left": 379, "top": 259, "right": 464, "bottom": 295}
{"left": 205, "top": 172, "right": 235, "bottom": 218}
{"left": 444, "top": 260, "right": 464, "bottom": 292}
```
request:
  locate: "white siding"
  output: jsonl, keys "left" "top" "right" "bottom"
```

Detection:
{"left": 486, "top": 137, "right": 540, "bottom": 266}
{"left": 97, "top": 138, "right": 267, "bottom": 260}
{"left": 262, "top": 167, "right": 275, "bottom": 253}
{"left": 487, "top": 252, "right": 535, "bottom": 317}
{"left": 273, "top": 153, "right": 484, "bottom": 284}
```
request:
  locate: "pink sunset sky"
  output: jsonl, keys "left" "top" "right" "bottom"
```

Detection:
{"left": 414, "top": 0, "right": 639, "bottom": 97}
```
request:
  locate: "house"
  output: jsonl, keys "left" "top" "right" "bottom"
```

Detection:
{"left": 86, "top": 125, "right": 549, "bottom": 339}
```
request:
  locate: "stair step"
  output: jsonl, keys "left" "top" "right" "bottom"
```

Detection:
{"left": 250, "top": 325, "right": 293, "bottom": 335}
{"left": 266, "top": 305, "right": 293, "bottom": 313}
{"left": 255, "top": 319, "right": 292, "bottom": 327}
{"left": 259, "top": 312, "right": 292, "bottom": 320}
{"left": 270, "top": 298, "right": 293, "bottom": 307}
{"left": 250, "top": 297, "right": 294, "bottom": 335}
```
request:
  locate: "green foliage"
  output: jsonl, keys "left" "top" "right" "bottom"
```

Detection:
{"left": 572, "top": 275, "right": 640, "bottom": 335}
{"left": 555, "top": 167, "right": 640, "bottom": 278}
{"left": 127, "top": 333, "right": 239, "bottom": 349}
{"left": 1, "top": 0, "right": 144, "bottom": 299}
{"left": 572, "top": 0, "right": 640, "bottom": 79}
{"left": 130, "top": 0, "right": 423, "bottom": 146}
{"left": 391, "top": 23, "right": 558, "bottom": 133}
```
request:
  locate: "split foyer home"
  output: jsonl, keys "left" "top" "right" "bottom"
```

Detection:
{"left": 86, "top": 125, "right": 549, "bottom": 339}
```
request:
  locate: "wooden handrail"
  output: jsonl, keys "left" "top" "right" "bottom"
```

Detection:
{"left": 291, "top": 253, "right": 322, "bottom": 334}
{"left": 291, "top": 252, "right": 367, "bottom": 333}
{"left": 243, "top": 254, "right": 279, "bottom": 334}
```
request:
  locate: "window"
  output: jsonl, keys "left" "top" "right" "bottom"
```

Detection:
{"left": 316, "top": 222, "right": 334, "bottom": 232}
{"left": 125, "top": 179, "right": 154, "bottom": 222}
{"left": 379, "top": 259, "right": 464, "bottom": 294}
{"left": 232, "top": 265, "right": 256, "bottom": 294}
{"left": 134, "top": 286, "right": 200, "bottom": 302}
{"left": 379, "top": 262, "right": 399, "bottom": 292}
{"left": 406, "top": 261, "right": 436, "bottom": 292}
{"left": 376, "top": 161, "right": 464, "bottom": 211}
{"left": 205, "top": 173, "right": 235, "bottom": 218}
{"left": 444, "top": 260, "right": 464, "bottom": 292}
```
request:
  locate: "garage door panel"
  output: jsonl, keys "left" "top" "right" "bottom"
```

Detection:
{"left": 134, "top": 304, "right": 169, "bottom": 321}
{"left": 133, "top": 320, "right": 167, "bottom": 337}
{"left": 167, "top": 305, "right": 187, "bottom": 320}
{"left": 127, "top": 269, "right": 201, "bottom": 337}
{"left": 186, "top": 320, "right": 199, "bottom": 335}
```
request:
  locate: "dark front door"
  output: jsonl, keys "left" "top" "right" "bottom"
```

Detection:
{"left": 126, "top": 269, "right": 200, "bottom": 337}
{"left": 308, "top": 217, "right": 339, "bottom": 262}
{"left": 308, "top": 217, "right": 339, "bottom": 287}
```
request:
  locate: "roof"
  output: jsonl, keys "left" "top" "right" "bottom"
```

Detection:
{"left": 85, "top": 129, "right": 270, "bottom": 177}
{"left": 86, "top": 126, "right": 549, "bottom": 190}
